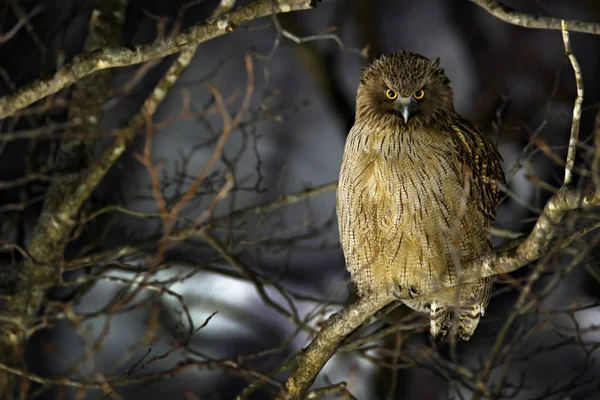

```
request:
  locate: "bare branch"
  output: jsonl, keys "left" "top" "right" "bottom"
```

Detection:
{"left": 469, "top": 0, "right": 600, "bottom": 34}
{"left": 0, "top": 3, "right": 45, "bottom": 45}
{"left": 0, "top": 0, "right": 321, "bottom": 118}
{"left": 0, "top": 6, "right": 201, "bottom": 396}
{"left": 458, "top": 188, "right": 599, "bottom": 282}
{"left": 66, "top": 181, "right": 338, "bottom": 269}
{"left": 561, "top": 20, "right": 584, "bottom": 186}
{"left": 276, "top": 293, "right": 393, "bottom": 399}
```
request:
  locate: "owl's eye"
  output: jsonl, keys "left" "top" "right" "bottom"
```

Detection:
{"left": 413, "top": 89, "right": 425, "bottom": 100}
{"left": 385, "top": 89, "right": 398, "bottom": 100}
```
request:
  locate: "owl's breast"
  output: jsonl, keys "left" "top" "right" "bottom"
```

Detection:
{"left": 373, "top": 131, "right": 487, "bottom": 259}
{"left": 369, "top": 133, "right": 463, "bottom": 229}
{"left": 338, "top": 126, "right": 490, "bottom": 296}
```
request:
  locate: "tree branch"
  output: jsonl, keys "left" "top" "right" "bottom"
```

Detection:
{"left": 0, "top": 0, "right": 321, "bottom": 119}
{"left": 454, "top": 188, "right": 599, "bottom": 284}
{"left": 277, "top": 293, "right": 394, "bottom": 399}
{"left": 561, "top": 20, "right": 583, "bottom": 187}
{"left": 469, "top": 0, "right": 600, "bottom": 34}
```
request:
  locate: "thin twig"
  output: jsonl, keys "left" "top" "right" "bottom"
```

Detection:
{"left": 66, "top": 181, "right": 338, "bottom": 269}
{"left": 561, "top": 20, "right": 584, "bottom": 186}
{"left": 0, "top": 4, "right": 45, "bottom": 44}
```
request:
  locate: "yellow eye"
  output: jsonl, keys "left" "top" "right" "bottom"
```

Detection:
{"left": 385, "top": 89, "right": 398, "bottom": 100}
{"left": 413, "top": 89, "right": 425, "bottom": 100}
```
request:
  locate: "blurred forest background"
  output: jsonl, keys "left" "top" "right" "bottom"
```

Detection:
{"left": 1, "top": 0, "right": 600, "bottom": 399}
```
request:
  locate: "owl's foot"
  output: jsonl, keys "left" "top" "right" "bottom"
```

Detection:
{"left": 457, "top": 303, "right": 485, "bottom": 341}
{"left": 429, "top": 301, "right": 485, "bottom": 341}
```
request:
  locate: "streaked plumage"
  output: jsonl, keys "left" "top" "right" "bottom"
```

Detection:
{"left": 337, "top": 51, "right": 505, "bottom": 340}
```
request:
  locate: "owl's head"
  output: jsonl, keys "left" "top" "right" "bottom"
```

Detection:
{"left": 356, "top": 51, "right": 454, "bottom": 126}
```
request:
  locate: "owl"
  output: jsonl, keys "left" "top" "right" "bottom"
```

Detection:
{"left": 336, "top": 51, "right": 505, "bottom": 340}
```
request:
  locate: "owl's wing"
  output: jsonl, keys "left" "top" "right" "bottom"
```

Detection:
{"left": 336, "top": 131, "right": 379, "bottom": 294}
{"left": 450, "top": 117, "right": 505, "bottom": 220}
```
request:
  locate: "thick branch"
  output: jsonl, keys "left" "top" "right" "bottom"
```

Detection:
{"left": 0, "top": 0, "right": 320, "bottom": 118}
{"left": 20, "top": 43, "right": 199, "bottom": 295}
{"left": 276, "top": 293, "right": 393, "bottom": 399}
{"left": 457, "top": 188, "right": 599, "bottom": 284}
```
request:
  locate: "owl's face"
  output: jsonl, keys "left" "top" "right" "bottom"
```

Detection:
{"left": 356, "top": 52, "right": 455, "bottom": 126}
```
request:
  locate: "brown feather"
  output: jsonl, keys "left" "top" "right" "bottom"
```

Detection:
{"left": 337, "top": 51, "right": 504, "bottom": 340}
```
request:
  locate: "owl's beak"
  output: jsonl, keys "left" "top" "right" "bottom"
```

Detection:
{"left": 394, "top": 97, "right": 416, "bottom": 123}
{"left": 400, "top": 106, "right": 411, "bottom": 123}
